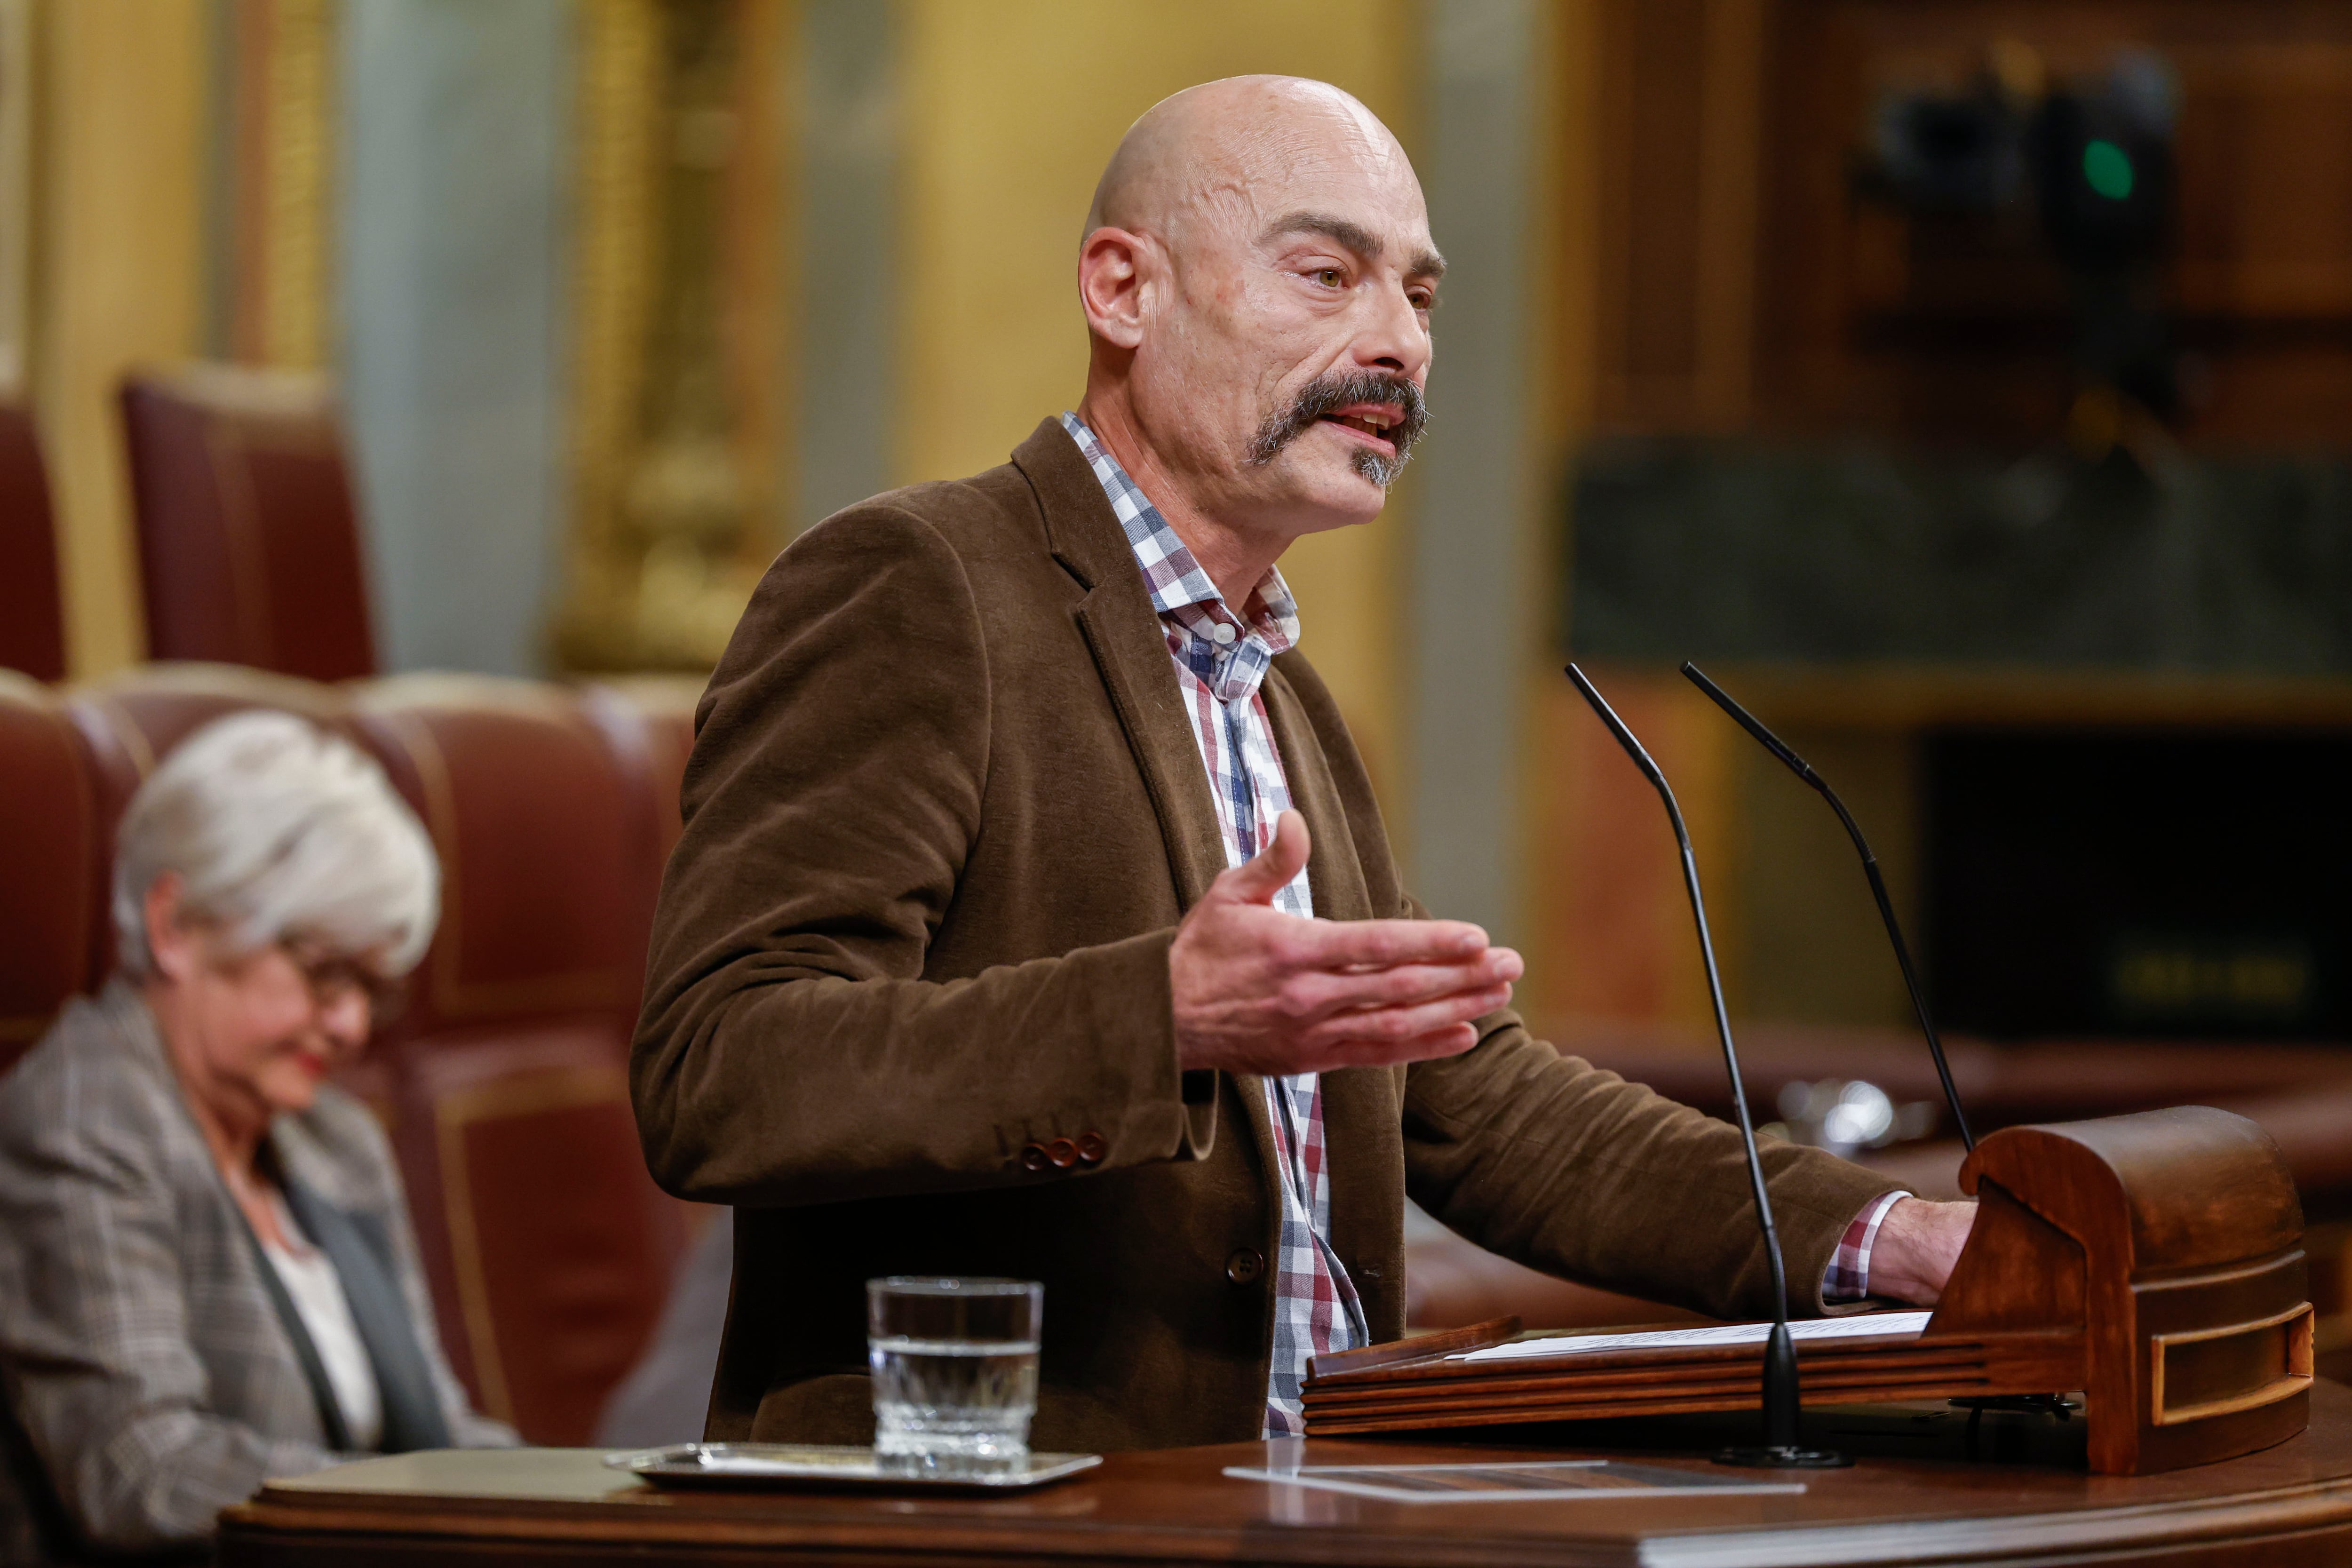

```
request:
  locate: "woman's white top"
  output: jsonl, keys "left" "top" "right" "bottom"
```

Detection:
{"left": 260, "top": 1192, "right": 382, "bottom": 1452}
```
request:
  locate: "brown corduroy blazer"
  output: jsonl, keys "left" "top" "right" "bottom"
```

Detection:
{"left": 630, "top": 418, "right": 1902, "bottom": 1452}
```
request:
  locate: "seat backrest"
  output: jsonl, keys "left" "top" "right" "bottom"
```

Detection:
{"left": 0, "top": 675, "right": 97, "bottom": 1075}
{"left": 347, "top": 675, "right": 690, "bottom": 1441}
{"left": 383, "top": 1023, "right": 687, "bottom": 1444}
{"left": 579, "top": 675, "right": 704, "bottom": 964}
{"left": 349, "top": 675, "right": 654, "bottom": 1044}
{"left": 0, "top": 401, "right": 64, "bottom": 683}
{"left": 118, "top": 365, "right": 376, "bottom": 681}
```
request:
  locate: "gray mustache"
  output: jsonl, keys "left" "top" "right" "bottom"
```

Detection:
{"left": 1248, "top": 372, "right": 1429, "bottom": 481}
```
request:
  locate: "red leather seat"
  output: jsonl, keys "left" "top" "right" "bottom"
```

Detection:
{"left": 349, "top": 675, "right": 689, "bottom": 1442}
{"left": 0, "top": 676, "right": 96, "bottom": 1075}
{"left": 580, "top": 675, "right": 704, "bottom": 962}
{"left": 119, "top": 366, "right": 376, "bottom": 681}
{"left": 0, "top": 401, "right": 64, "bottom": 683}
{"left": 386, "top": 1027, "right": 681, "bottom": 1444}
{"left": 52, "top": 668, "right": 692, "bottom": 1439}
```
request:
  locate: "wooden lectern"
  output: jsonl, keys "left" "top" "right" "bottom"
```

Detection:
{"left": 1307, "top": 1106, "right": 2313, "bottom": 1475}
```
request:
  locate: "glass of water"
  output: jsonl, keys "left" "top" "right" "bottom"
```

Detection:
{"left": 866, "top": 1277, "right": 1042, "bottom": 1475}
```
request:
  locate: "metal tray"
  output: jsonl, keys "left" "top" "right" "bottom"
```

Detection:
{"left": 603, "top": 1442, "right": 1104, "bottom": 1492}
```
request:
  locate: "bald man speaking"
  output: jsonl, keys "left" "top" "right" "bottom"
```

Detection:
{"left": 632, "top": 77, "right": 1974, "bottom": 1449}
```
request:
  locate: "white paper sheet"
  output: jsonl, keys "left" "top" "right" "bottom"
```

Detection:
{"left": 1446, "top": 1309, "right": 1933, "bottom": 1364}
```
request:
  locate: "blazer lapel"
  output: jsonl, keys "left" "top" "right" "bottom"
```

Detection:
{"left": 1012, "top": 419, "right": 1229, "bottom": 907}
{"left": 1010, "top": 419, "right": 1275, "bottom": 1220}
{"left": 233, "top": 1211, "right": 355, "bottom": 1452}
{"left": 279, "top": 1167, "right": 453, "bottom": 1453}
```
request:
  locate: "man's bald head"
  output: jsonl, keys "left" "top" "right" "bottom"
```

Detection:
{"left": 1072, "top": 75, "right": 1443, "bottom": 575}
{"left": 1084, "top": 76, "right": 1416, "bottom": 245}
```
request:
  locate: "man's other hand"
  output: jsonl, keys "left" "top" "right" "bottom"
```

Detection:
{"left": 1867, "top": 1197, "right": 1979, "bottom": 1305}
{"left": 1170, "top": 809, "right": 1522, "bottom": 1076}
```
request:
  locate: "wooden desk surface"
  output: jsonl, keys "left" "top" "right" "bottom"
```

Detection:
{"left": 219, "top": 1381, "right": 2352, "bottom": 1568}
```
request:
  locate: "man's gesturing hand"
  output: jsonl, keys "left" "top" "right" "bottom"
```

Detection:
{"left": 1169, "top": 809, "right": 1523, "bottom": 1077}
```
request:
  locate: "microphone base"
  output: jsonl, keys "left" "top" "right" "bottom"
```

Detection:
{"left": 1714, "top": 1444, "right": 1855, "bottom": 1470}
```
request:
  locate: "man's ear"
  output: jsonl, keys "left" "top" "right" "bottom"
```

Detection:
{"left": 1078, "top": 225, "right": 1152, "bottom": 350}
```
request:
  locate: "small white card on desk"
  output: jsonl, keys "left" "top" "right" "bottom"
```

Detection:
{"left": 1447, "top": 1309, "right": 1934, "bottom": 1364}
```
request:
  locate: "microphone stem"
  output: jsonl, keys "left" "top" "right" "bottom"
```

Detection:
{"left": 1673, "top": 835, "right": 1793, "bottom": 1324}
{"left": 1564, "top": 666, "right": 1799, "bottom": 1452}
{"left": 1828, "top": 794, "right": 1977, "bottom": 1153}
{"left": 1680, "top": 661, "right": 1978, "bottom": 1154}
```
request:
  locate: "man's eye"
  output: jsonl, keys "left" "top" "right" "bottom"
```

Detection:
{"left": 1314, "top": 268, "right": 1344, "bottom": 288}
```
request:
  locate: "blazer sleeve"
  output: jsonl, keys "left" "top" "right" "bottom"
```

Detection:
{"left": 631, "top": 503, "right": 1203, "bottom": 1207}
{"left": 0, "top": 1068, "right": 330, "bottom": 1551}
{"left": 1400, "top": 965, "right": 1902, "bottom": 1320}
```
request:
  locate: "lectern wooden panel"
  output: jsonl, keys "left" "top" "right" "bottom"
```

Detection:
{"left": 217, "top": 1386, "right": 2352, "bottom": 1568}
{"left": 1307, "top": 1107, "right": 2311, "bottom": 1474}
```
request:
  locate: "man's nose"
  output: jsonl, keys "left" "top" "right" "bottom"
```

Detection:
{"left": 1353, "top": 278, "right": 1430, "bottom": 379}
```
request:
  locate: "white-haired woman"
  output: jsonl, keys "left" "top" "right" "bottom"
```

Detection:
{"left": 0, "top": 711, "right": 512, "bottom": 1561}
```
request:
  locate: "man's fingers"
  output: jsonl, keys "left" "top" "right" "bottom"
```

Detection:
{"left": 1287, "top": 915, "right": 1494, "bottom": 971}
{"left": 1300, "top": 984, "right": 1513, "bottom": 1051}
{"left": 1215, "top": 809, "right": 1311, "bottom": 907}
{"left": 1282, "top": 952, "right": 1520, "bottom": 1020}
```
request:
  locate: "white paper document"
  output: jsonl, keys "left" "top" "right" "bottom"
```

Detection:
{"left": 1447, "top": 1309, "right": 1933, "bottom": 1365}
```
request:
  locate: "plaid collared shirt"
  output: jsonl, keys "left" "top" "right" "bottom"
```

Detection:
{"left": 1062, "top": 413, "right": 1366, "bottom": 1437}
{"left": 1060, "top": 414, "right": 1892, "bottom": 1426}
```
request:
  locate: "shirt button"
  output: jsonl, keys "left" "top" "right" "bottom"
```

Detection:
{"left": 1018, "top": 1143, "right": 1051, "bottom": 1173}
{"left": 1045, "top": 1137, "right": 1078, "bottom": 1169}
{"left": 1210, "top": 622, "right": 1237, "bottom": 645}
{"left": 1226, "top": 1248, "right": 1265, "bottom": 1285}
{"left": 1074, "top": 1131, "right": 1108, "bottom": 1166}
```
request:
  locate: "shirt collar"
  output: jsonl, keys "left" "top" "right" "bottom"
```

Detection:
{"left": 1059, "top": 412, "right": 1300, "bottom": 654}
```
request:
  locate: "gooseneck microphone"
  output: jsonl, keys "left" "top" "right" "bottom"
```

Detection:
{"left": 1679, "top": 661, "right": 1976, "bottom": 1154}
{"left": 1564, "top": 665, "right": 1847, "bottom": 1469}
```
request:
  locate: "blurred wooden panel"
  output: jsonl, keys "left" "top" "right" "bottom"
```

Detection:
{"left": 2172, "top": 45, "right": 2352, "bottom": 318}
{"left": 1585, "top": 0, "right": 2352, "bottom": 446}
{"left": 1594, "top": 0, "right": 1763, "bottom": 431}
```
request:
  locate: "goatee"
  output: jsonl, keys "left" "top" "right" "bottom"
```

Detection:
{"left": 1247, "top": 370, "right": 1428, "bottom": 488}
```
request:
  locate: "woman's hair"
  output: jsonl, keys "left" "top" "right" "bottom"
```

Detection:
{"left": 111, "top": 710, "right": 440, "bottom": 981}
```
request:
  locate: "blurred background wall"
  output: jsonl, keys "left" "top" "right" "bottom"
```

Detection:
{"left": 13, "top": 0, "right": 2352, "bottom": 1050}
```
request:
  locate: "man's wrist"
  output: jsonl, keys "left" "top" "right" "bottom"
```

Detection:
{"left": 1863, "top": 1195, "right": 1980, "bottom": 1306}
{"left": 1822, "top": 1190, "right": 1907, "bottom": 1303}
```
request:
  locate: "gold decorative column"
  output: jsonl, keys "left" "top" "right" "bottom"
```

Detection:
{"left": 555, "top": 0, "right": 793, "bottom": 674}
{"left": 220, "top": 0, "right": 339, "bottom": 370}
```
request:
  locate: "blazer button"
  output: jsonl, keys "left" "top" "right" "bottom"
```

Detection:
{"left": 1018, "top": 1143, "right": 1051, "bottom": 1173}
{"left": 1074, "top": 1130, "right": 1108, "bottom": 1166}
{"left": 1045, "top": 1137, "right": 1078, "bottom": 1169}
{"left": 1226, "top": 1248, "right": 1265, "bottom": 1285}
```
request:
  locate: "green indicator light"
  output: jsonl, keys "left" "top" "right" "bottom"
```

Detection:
{"left": 2083, "top": 139, "right": 2134, "bottom": 200}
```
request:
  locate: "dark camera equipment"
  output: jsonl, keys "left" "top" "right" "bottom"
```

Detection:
{"left": 1869, "top": 47, "right": 2183, "bottom": 428}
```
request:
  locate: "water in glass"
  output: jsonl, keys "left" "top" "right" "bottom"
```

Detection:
{"left": 866, "top": 1277, "right": 1041, "bottom": 1474}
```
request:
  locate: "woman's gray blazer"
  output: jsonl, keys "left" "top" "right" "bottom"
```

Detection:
{"left": 0, "top": 980, "right": 513, "bottom": 1556}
